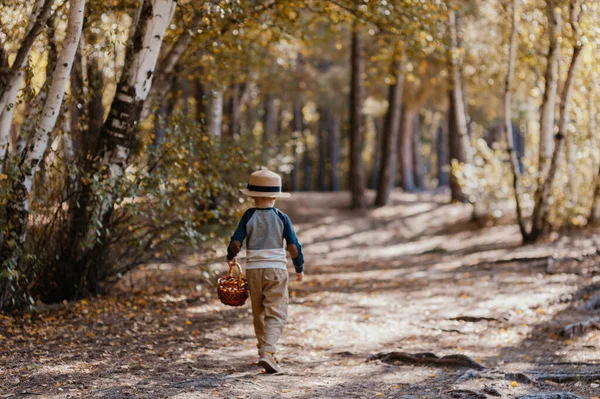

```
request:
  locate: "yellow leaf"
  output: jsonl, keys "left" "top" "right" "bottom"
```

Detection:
{"left": 185, "top": 320, "right": 192, "bottom": 325}
{"left": 0, "top": 173, "right": 7, "bottom": 181}
{"left": 511, "top": 381, "right": 518, "bottom": 387}
{"left": 375, "top": 394, "right": 384, "bottom": 397}
{"left": 80, "top": 300, "right": 88, "bottom": 305}
{"left": 55, "top": 382, "right": 61, "bottom": 387}
{"left": 566, "top": 339, "right": 574, "bottom": 345}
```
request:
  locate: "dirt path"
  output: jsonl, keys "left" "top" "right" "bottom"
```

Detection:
{"left": 1, "top": 191, "right": 599, "bottom": 399}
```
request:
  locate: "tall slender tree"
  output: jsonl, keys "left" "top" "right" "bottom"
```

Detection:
{"left": 503, "top": 0, "right": 527, "bottom": 239}
{"left": 349, "top": 23, "right": 367, "bottom": 208}
{"left": 529, "top": 0, "right": 585, "bottom": 241}
{"left": 538, "top": 0, "right": 562, "bottom": 182}
{"left": 374, "top": 53, "right": 404, "bottom": 206}
{"left": 0, "top": 0, "right": 86, "bottom": 306}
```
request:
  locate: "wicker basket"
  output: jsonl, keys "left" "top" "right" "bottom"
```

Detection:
{"left": 217, "top": 260, "right": 249, "bottom": 307}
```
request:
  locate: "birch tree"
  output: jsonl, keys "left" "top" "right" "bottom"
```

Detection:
{"left": 529, "top": 0, "right": 585, "bottom": 240}
{"left": 208, "top": 89, "right": 224, "bottom": 138}
{"left": 64, "top": 0, "right": 177, "bottom": 281}
{"left": 0, "top": 0, "right": 55, "bottom": 163}
{"left": 537, "top": 0, "right": 562, "bottom": 182}
{"left": 0, "top": 0, "right": 85, "bottom": 305}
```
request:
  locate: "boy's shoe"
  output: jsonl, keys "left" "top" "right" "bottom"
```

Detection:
{"left": 258, "top": 353, "right": 282, "bottom": 373}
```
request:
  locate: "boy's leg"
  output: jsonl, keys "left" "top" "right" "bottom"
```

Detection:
{"left": 246, "top": 269, "right": 266, "bottom": 355}
{"left": 261, "top": 268, "right": 289, "bottom": 355}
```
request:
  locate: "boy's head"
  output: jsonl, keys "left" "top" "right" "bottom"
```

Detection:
{"left": 240, "top": 169, "right": 290, "bottom": 202}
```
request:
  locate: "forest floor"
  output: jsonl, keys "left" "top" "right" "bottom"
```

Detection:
{"left": 1, "top": 190, "right": 600, "bottom": 399}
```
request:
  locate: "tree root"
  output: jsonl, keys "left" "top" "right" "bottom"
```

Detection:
{"left": 482, "top": 386, "right": 502, "bottom": 397}
{"left": 448, "top": 389, "right": 487, "bottom": 399}
{"left": 515, "top": 394, "right": 582, "bottom": 399}
{"left": 561, "top": 317, "right": 600, "bottom": 338}
{"left": 534, "top": 373, "right": 600, "bottom": 383}
{"left": 369, "top": 352, "right": 485, "bottom": 370}
{"left": 505, "top": 372, "right": 533, "bottom": 384}
{"left": 450, "top": 316, "right": 499, "bottom": 322}
{"left": 580, "top": 292, "right": 600, "bottom": 311}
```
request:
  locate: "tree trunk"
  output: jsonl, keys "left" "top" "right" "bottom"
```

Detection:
{"left": 141, "top": 12, "right": 203, "bottom": 122}
{"left": 412, "top": 114, "right": 424, "bottom": 190}
{"left": 262, "top": 94, "right": 278, "bottom": 144}
{"left": 349, "top": 23, "right": 367, "bottom": 208}
{"left": 0, "top": 0, "right": 52, "bottom": 152}
{"left": 400, "top": 108, "right": 416, "bottom": 192}
{"left": 329, "top": 110, "right": 340, "bottom": 191}
{"left": 0, "top": 0, "right": 85, "bottom": 308}
{"left": 448, "top": 89, "right": 467, "bottom": 201}
{"left": 530, "top": 0, "right": 583, "bottom": 241}
{"left": 194, "top": 79, "right": 207, "bottom": 124}
{"left": 448, "top": 10, "right": 474, "bottom": 167}
{"left": 181, "top": 74, "right": 190, "bottom": 117}
{"left": 317, "top": 108, "right": 328, "bottom": 191}
{"left": 503, "top": 0, "right": 527, "bottom": 241}
{"left": 61, "top": 0, "right": 177, "bottom": 299}
{"left": 448, "top": 9, "right": 476, "bottom": 206}
{"left": 70, "top": 47, "right": 84, "bottom": 155}
{"left": 538, "top": 0, "right": 562, "bottom": 182}
{"left": 436, "top": 125, "right": 450, "bottom": 187}
{"left": 208, "top": 89, "right": 223, "bottom": 138}
{"left": 290, "top": 97, "right": 302, "bottom": 191}
{"left": 589, "top": 93, "right": 599, "bottom": 223}
{"left": 370, "top": 117, "right": 383, "bottom": 190}
{"left": 228, "top": 83, "right": 241, "bottom": 140}
{"left": 302, "top": 133, "right": 313, "bottom": 191}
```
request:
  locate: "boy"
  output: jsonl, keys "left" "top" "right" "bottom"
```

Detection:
{"left": 226, "top": 169, "right": 304, "bottom": 374}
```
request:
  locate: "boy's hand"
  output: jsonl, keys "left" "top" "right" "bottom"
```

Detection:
{"left": 296, "top": 272, "right": 304, "bottom": 282}
{"left": 227, "top": 259, "right": 236, "bottom": 267}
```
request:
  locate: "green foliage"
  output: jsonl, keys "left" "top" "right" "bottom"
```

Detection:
{"left": 0, "top": 115, "right": 282, "bottom": 305}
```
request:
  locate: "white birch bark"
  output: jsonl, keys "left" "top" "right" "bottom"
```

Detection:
{"left": 538, "top": 0, "right": 562, "bottom": 181}
{"left": 19, "top": 0, "right": 85, "bottom": 202}
{"left": 448, "top": 10, "right": 473, "bottom": 166}
{"left": 208, "top": 89, "right": 223, "bottom": 138}
{"left": 0, "top": 0, "right": 55, "bottom": 163}
{"left": 531, "top": 0, "right": 584, "bottom": 238}
{"left": 140, "top": 12, "right": 203, "bottom": 121}
{"left": 100, "top": 0, "right": 177, "bottom": 180}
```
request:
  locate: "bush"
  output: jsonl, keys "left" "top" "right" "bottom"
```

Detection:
{"left": 1, "top": 116, "right": 287, "bottom": 308}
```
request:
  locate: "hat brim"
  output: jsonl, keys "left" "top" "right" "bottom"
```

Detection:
{"left": 240, "top": 188, "right": 291, "bottom": 198}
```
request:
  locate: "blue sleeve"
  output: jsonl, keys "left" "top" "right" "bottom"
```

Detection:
{"left": 227, "top": 209, "right": 254, "bottom": 260}
{"left": 275, "top": 210, "right": 304, "bottom": 273}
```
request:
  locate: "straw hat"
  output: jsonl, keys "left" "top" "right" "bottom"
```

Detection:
{"left": 240, "top": 169, "right": 291, "bottom": 198}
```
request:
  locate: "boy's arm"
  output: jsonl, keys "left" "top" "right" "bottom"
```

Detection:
{"left": 227, "top": 209, "right": 253, "bottom": 261}
{"left": 281, "top": 213, "right": 304, "bottom": 273}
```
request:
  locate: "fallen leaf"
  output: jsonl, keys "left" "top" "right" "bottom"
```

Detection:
{"left": 511, "top": 381, "right": 518, "bottom": 387}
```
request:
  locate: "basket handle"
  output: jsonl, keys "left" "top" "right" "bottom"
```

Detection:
{"left": 228, "top": 259, "right": 244, "bottom": 284}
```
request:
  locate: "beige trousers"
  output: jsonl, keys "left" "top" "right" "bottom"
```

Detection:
{"left": 246, "top": 268, "right": 289, "bottom": 355}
